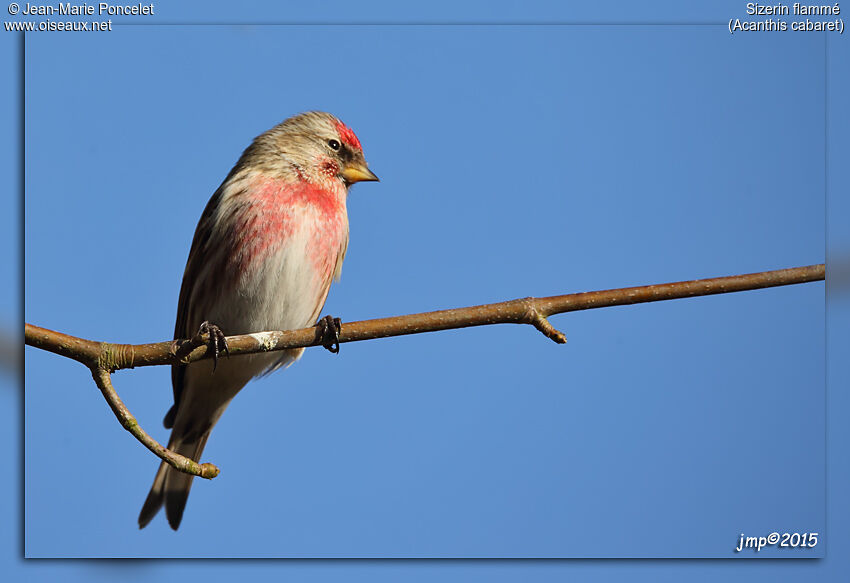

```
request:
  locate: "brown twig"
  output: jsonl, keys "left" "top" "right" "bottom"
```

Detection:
{"left": 24, "top": 263, "right": 825, "bottom": 478}
{"left": 90, "top": 367, "right": 219, "bottom": 479}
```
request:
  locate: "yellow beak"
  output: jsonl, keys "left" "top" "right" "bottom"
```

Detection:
{"left": 342, "top": 163, "right": 379, "bottom": 184}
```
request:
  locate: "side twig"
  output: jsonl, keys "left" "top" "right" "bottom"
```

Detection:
{"left": 24, "top": 263, "right": 825, "bottom": 478}
{"left": 90, "top": 367, "right": 219, "bottom": 479}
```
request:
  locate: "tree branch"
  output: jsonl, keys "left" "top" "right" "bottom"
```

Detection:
{"left": 90, "top": 367, "right": 219, "bottom": 479}
{"left": 24, "top": 263, "right": 825, "bottom": 479}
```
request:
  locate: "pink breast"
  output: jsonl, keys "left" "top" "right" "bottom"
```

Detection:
{"left": 229, "top": 175, "right": 347, "bottom": 284}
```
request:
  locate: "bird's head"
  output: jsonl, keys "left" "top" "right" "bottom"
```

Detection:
{"left": 255, "top": 111, "right": 379, "bottom": 188}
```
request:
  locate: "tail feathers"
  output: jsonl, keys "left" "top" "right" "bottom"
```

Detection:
{"left": 138, "top": 433, "right": 211, "bottom": 530}
{"left": 138, "top": 460, "right": 168, "bottom": 529}
{"left": 163, "top": 404, "right": 177, "bottom": 429}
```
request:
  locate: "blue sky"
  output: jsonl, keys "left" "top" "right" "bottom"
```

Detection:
{"left": 7, "top": 0, "right": 850, "bottom": 580}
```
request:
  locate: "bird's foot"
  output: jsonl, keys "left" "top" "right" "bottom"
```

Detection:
{"left": 316, "top": 315, "right": 342, "bottom": 354}
{"left": 197, "top": 321, "right": 229, "bottom": 371}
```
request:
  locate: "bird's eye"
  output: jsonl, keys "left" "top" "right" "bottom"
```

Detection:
{"left": 327, "top": 139, "right": 341, "bottom": 151}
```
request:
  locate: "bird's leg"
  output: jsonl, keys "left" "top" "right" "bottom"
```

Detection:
{"left": 196, "top": 321, "right": 229, "bottom": 371}
{"left": 316, "top": 315, "right": 342, "bottom": 354}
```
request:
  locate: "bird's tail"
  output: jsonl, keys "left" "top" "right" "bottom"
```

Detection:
{"left": 138, "top": 431, "right": 211, "bottom": 530}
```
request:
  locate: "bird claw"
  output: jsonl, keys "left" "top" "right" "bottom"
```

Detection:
{"left": 316, "top": 315, "right": 342, "bottom": 354}
{"left": 198, "top": 321, "right": 229, "bottom": 371}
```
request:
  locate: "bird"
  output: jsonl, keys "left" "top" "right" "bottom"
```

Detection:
{"left": 138, "top": 111, "right": 379, "bottom": 530}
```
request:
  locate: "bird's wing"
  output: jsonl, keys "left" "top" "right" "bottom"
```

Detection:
{"left": 168, "top": 186, "right": 226, "bottom": 426}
